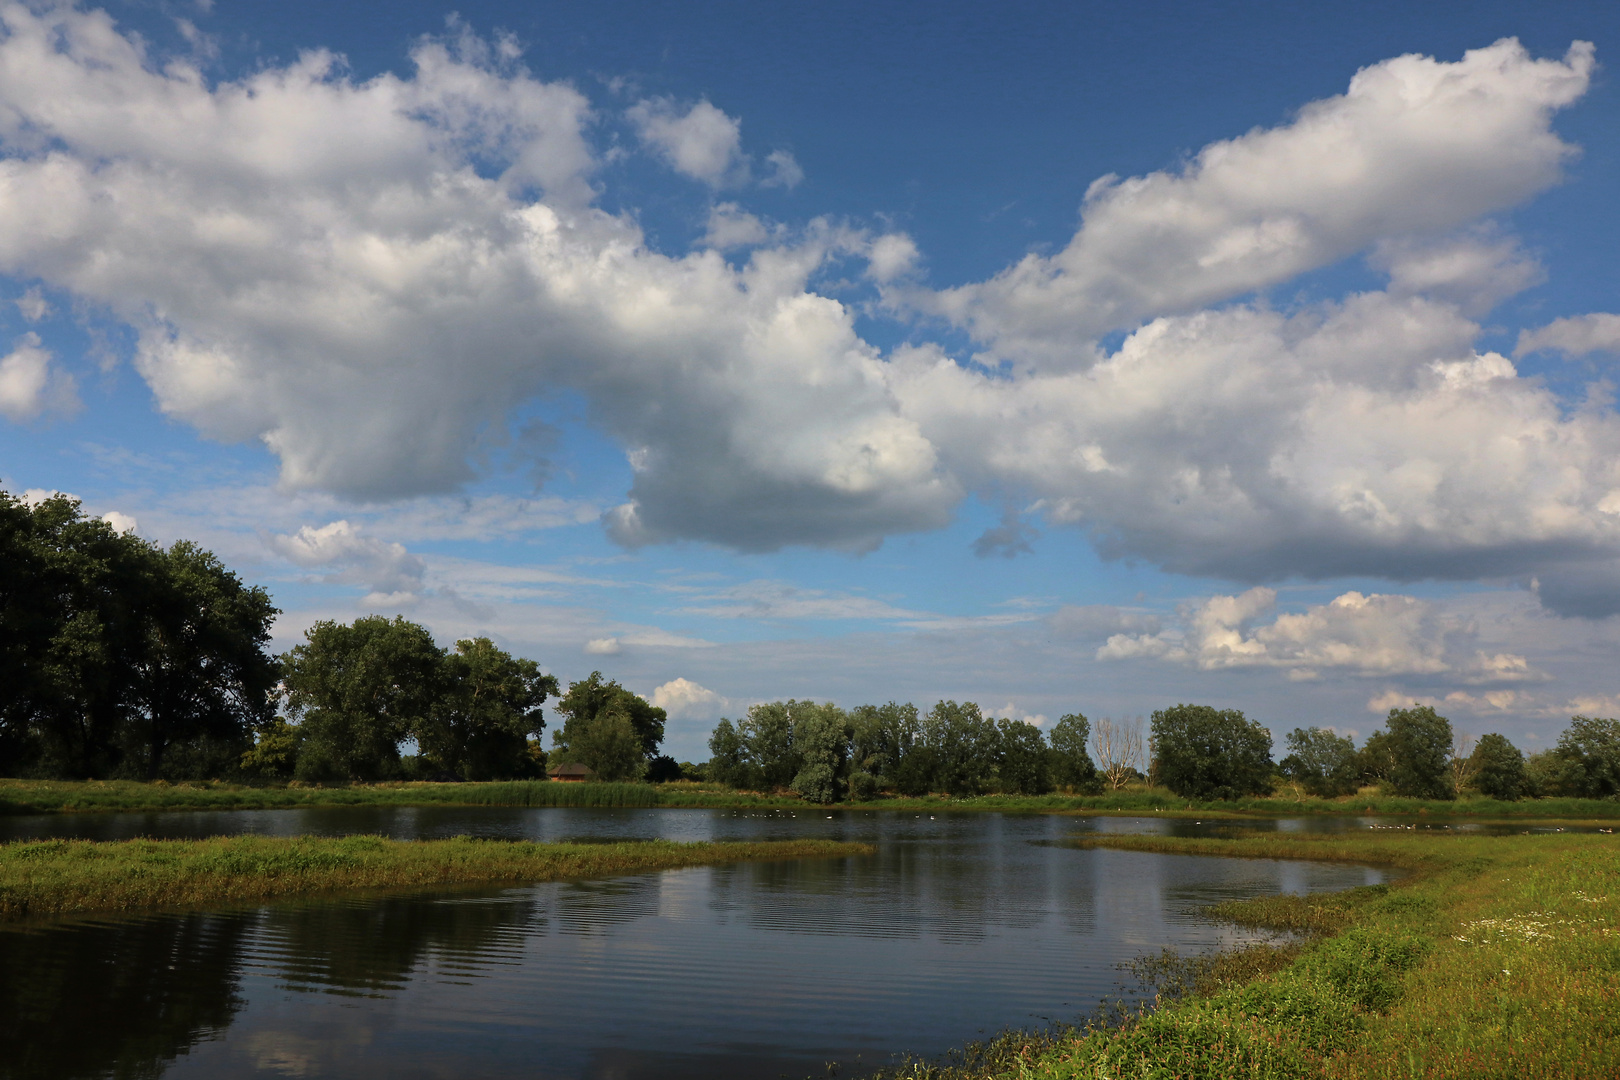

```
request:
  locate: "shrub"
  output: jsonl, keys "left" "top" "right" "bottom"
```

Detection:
{"left": 1469, "top": 733, "right": 1527, "bottom": 800}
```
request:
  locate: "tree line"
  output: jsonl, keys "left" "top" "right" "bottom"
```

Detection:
{"left": 0, "top": 490, "right": 674, "bottom": 783}
{"left": 704, "top": 699, "right": 1620, "bottom": 804}
{"left": 6, "top": 489, "right": 1618, "bottom": 800}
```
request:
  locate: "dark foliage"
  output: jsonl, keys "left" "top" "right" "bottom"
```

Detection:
{"left": 1150, "top": 704, "right": 1274, "bottom": 800}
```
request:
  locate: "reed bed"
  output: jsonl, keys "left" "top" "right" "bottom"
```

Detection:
{"left": 883, "top": 830, "right": 1620, "bottom": 1079}
{"left": 0, "top": 834, "right": 873, "bottom": 920}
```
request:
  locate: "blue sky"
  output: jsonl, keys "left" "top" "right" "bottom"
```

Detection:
{"left": 2, "top": 0, "right": 1619, "bottom": 760}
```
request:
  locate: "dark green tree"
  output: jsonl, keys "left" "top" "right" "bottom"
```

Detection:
{"left": 848, "top": 701, "right": 919, "bottom": 787}
{"left": 1279, "top": 727, "right": 1360, "bottom": 798}
{"left": 550, "top": 673, "right": 666, "bottom": 781}
{"left": 553, "top": 672, "right": 666, "bottom": 759}
{"left": 417, "top": 638, "right": 557, "bottom": 780}
{"left": 706, "top": 717, "right": 755, "bottom": 788}
{"left": 996, "top": 718, "right": 1052, "bottom": 795}
{"left": 123, "top": 541, "right": 279, "bottom": 779}
{"left": 1047, "top": 712, "right": 1100, "bottom": 793}
{"left": 282, "top": 616, "right": 444, "bottom": 781}
{"left": 789, "top": 702, "right": 849, "bottom": 803}
{"left": 0, "top": 491, "right": 150, "bottom": 777}
{"left": 738, "top": 701, "right": 799, "bottom": 790}
{"left": 916, "top": 701, "right": 999, "bottom": 797}
{"left": 1469, "top": 733, "right": 1527, "bottom": 801}
{"left": 1380, "top": 705, "right": 1455, "bottom": 799}
{"left": 1546, "top": 715, "right": 1620, "bottom": 799}
{"left": 1150, "top": 704, "right": 1274, "bottom": 800}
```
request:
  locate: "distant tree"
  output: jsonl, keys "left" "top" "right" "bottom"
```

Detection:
{"left": 1546, "top": 715, "right": 1620, "bottom": 799}
{"left": 552, "top": 706, "right": 644, "bottom": 781}
{"left": 996, "top": 718, "right": 1053, "bottom": 795}
{"left": 1091, "top": 717, "right": 1144, "bottom": 793}
{"left": 1469, "top": 733, "right": 1527, "bottom": 801}
{"left": 739, "top": 701, "right": 799, "bottom": 790}
{"left": 550, "top": 673, "right": 666, "bottom": 782}
{"left": 240, "top": 718, "right": 303, "bottom": 779}
{"left": 1381, "top": 706, "right": 1455, "bottom": 800}
{"left": 1279, "top": 727, "right": 1360, "bottom": 798}
{"left": 915, "top": 701, "right": 998, "bottom": 797}
{"left": 1047, "top": 713, "right": 1100, "bottom": 793}
{"left": 1450, "top": 731, "right": 1479, "bottom": 795}
{"left": 1356, "top": 728, "right": 1397, "bottom": 788}
{"left": 282, "top": 616, "right": 444, "bottom": 781}
{"left": 706, "top": 718, "right": 755, "bottom": 788}
{"left": 1150, "top": 704, "right": 1274, "bottom": 800}
{"left": 790, "top": 702, "right": 849, "bottom": 804}
{"left": 554, "top": 672, "right": 666, "bottom": 760}
{"left": 848, "top": 701, "right": 919, "bottom": 787}
{"left": 1525, "top": 750, "right": 1584, "bottom": 798}
{"left": 645, "top": 755, "right": 684, "bottom": 783}
{"left": 417, "top": 638, "right": 556, "bottom": 780}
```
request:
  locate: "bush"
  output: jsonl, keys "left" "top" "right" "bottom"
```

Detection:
{"left": 1150, "top": 704, "right": 1274, "bottom": 800}
{"left": 847, "top": 770, "right": 879, "bottom": 801}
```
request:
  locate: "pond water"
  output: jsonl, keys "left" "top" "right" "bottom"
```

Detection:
{"left": 1, "top": 808, "right": 1389, "bottom": 1080}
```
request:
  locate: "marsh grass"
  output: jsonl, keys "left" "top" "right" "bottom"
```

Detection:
{"left": 0, "top": 834, "right": 873, "bottom": 920}
{"left": 873, "top": 831, "right": 1620, "bottom": 1079}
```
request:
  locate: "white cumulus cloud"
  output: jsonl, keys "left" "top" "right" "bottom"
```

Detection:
{"left": 628, "top": 97, "right": 746, "bottom": 186}
{"left": 266, "top": 520, "right": 425, "bottom": 595}
{"left": 1099, "top": 587, "right": 1539, "bottom": 684}
{"left": 0, "top": 332, "right": 73, "bottom": 420}
{"left": 649, "top": 676, "right": 725, "bottom": 719}
{"left": 1516, "top": 313, "right": 1620, "bottom": 358}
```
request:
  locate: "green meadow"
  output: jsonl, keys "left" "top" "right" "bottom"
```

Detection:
{"left": 877, "top": 830, "right": 1620, "bottom": 1080}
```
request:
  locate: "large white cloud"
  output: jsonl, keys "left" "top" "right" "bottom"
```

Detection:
{"left": 0, "top": 4, "right": 953, "bottom": 551}
{"left": 923, "top": 38, "right": 1593, "bottom": 367}
{"left": 4, "top": 11, "right": 1620, "bottom": 615}
{"left": 1098, "top": 587, "right": 1537, "bottom": 683}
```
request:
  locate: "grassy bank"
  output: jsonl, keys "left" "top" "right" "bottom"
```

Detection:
{"left": 3, "top": 777, "right": 1618, "bottom": 820}
{"left": 0, "top": 834, "right": 873, "bottom": 920}
{"left": 888, "top": 831, "right": 1619, "bottom": 1079}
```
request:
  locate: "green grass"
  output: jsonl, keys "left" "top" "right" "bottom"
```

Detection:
{"left": 3, "top": 777, "right": 1617, "bottom": 820}
{"left": 878, "top": 831, "right": 1620, "bottom": 1079}
{"left": 0, "top": 834, "right": 873, "bottom": 920}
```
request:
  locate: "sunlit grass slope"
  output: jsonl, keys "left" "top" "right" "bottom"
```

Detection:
{"left": 901, "top": 832, "right": 1618, "bottom": 1080}
{"left": 0, "top": 835, "right": 873, "bottom": 920}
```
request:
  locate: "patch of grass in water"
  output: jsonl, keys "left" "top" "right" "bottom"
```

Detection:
{"left": 0, "top": 834, "right": 873, "bottom": 920}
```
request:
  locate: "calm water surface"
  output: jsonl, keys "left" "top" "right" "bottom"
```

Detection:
{"left": 2, "top": 809, "right": 1388, "bottom": 1080}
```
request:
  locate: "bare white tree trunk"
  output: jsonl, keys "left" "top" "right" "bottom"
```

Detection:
{"left": 1451, "top": 731, "right": 1479, "bottom": 793}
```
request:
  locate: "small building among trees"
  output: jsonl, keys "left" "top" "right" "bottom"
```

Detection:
{"left": 547, "top": 762, "right": 596, "bottom": 782}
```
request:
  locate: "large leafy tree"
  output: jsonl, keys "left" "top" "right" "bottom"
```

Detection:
{"left": 0, "top": 491, "right": 149, "bottom": 777}
{"left": 550, "top": 672, "right": 667, "bottom": 781}
{"left": 282, "top": 616, "right": 444, "bottom": 781}
{"left": 996, "top": 718, "right": 1052, "bottom": 796}
{"left": 1380, "top": 705, "right": 1455, "bottom": 800}
{"left": 1280, "top": 727, "right": 1360, "bottom": 798}
{"left": 915, "top": 700, "right": 999, "bottom": 797}
{"left": 789, "top": 702, "right": 849, "bottom": 804}
{"left": 1047, "top": 713, "right": 1099, "bottom": 793}
{"left": 418, "top": 638, "right": 557, "bottom": 780}
{"left": 1545, "top": 715, "right": 1620, "bottom": 798}
{"left": 1150, "top": 704, "right": 1275, "bottom": 800}
{"left": 1469, "top": 733, "right": 1528, "bottom": 801}
{"left": 123, "top": 541, "right": 279, "bottom": 779}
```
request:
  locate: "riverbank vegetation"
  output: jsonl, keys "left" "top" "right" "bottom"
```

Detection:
{"left": 879, "top": 830, "right": 1619, "bottom": 1079}
{"left": 7, "top": 776, "right": 1620, "bottom": 820}
{"left": 0, "top": 834, "right": 872, "bottom": 920}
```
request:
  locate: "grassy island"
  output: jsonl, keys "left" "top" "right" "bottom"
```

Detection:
{"left": 0, "top": 834, "right": 873, "bottom": 921}
{"left": 4, "top": 776, "right": 1620, "bottom": 821}
{"left": 886, "top": 830, "right": 1618, "bottom": 1080}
